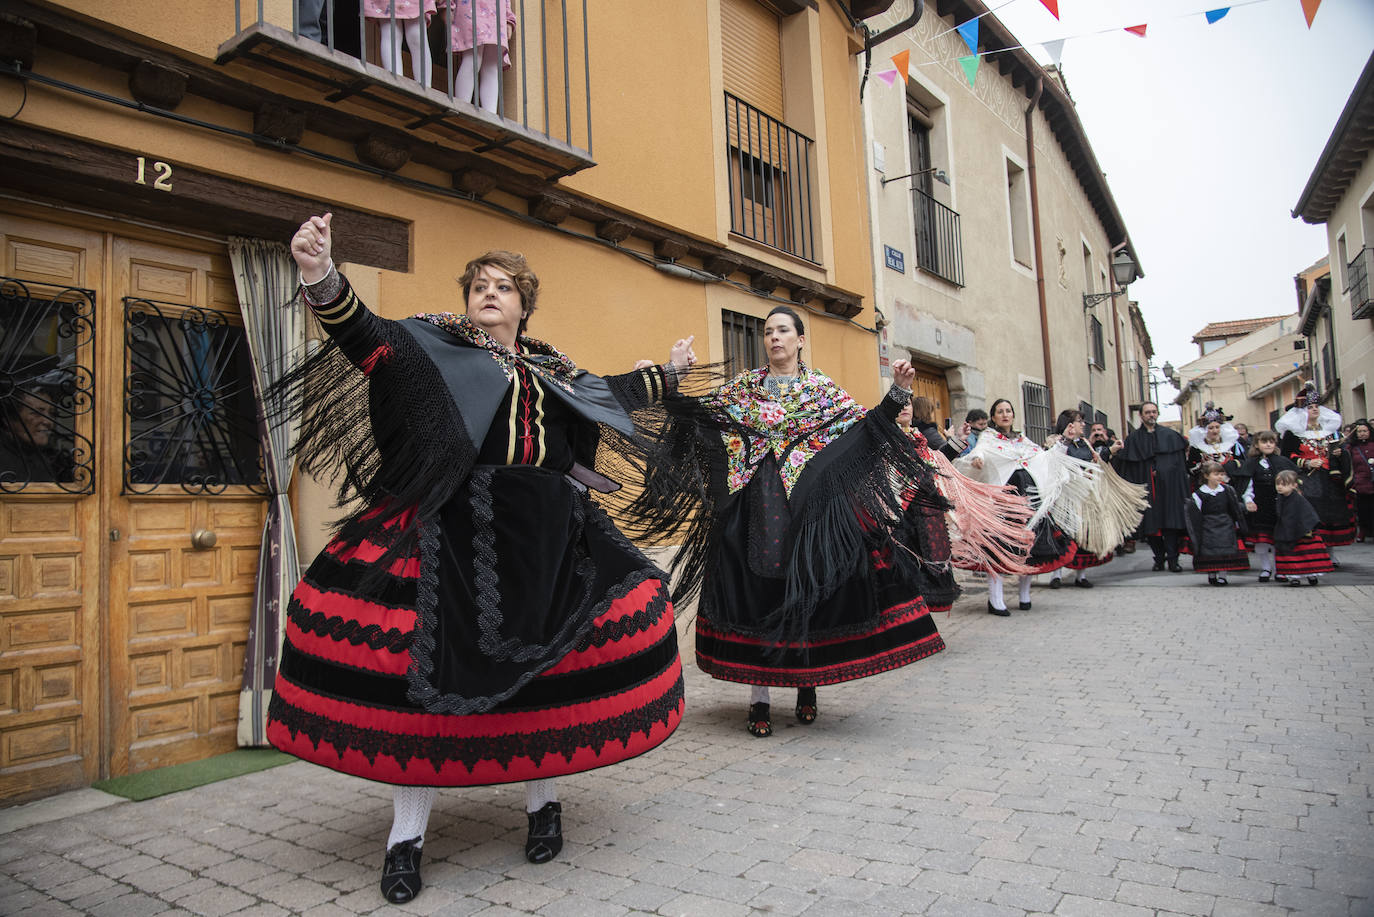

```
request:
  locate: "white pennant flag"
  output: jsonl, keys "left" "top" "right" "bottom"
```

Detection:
{"left": 1042, "top": 38, "right": 1065, "bottom": 66}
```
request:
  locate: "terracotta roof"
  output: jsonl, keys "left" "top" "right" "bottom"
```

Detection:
{"left": 1190, "top": 315, "right": 1291, "bottom": 343}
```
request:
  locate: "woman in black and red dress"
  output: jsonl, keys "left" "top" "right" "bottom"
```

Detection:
{"left": 671, "top": 306, "right": 949, "bottom": 739}
{"left": 270, "top": 215, "right": 696, "bottom": 903}
{"left": 1277, "top": 384, "right": 1355, "bottom": 557}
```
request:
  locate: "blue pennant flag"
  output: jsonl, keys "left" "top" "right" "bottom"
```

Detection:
{"left": 956, "top": 19, "right": 979, "bottom": 55}
{"left": 1205, "top": 8, "right": 1230, "bottom": 23}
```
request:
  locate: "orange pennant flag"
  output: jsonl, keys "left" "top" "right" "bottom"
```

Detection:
{"left": 1300, "top": 0, "right": 1321, "bottom": 27}
{"left": 1040, "top": 0, "right": 1059, "bottom": 18}
{"left": 891, "top": 49, "right": 910, "bottom": 82}
{"left": 1124, "top": 24, "right": 1148, "bottom": 37}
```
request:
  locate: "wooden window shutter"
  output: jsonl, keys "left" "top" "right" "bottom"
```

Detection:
{"left": 721, "top": 0, "right": 784, "bottom": 120}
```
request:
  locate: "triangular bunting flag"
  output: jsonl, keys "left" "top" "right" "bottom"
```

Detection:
{"left": 875, "top": 69, "right": 899, "bottom": 87}
{"left": 956, "top": 19, "right": 979, "bottom": 55}
{"left": 890, "top": 49, "right": 910, "bottom": 82}
{"left": 1205, "top": 8, "right": 1230, "bottom": 23}
{"left": 1124, "top": 24, "right": 1148, "bottom": 37}
{"left": 1042, "top": 38, "right": 1065, "bottom": 66}
{"left": 1300, "top": 0, "right": 1321, "bottom": 27}
{"left": 958, "top": 54, "right": 979, "bottom": 88}
{"left": 1039, "top": 0, "right": 1059, "bottom": 19}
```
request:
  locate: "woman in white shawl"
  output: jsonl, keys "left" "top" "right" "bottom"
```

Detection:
{"left": 1186, "top": 403, "right": 1241, "bottom": 485}
{"left": 955, "top": 399, "right": 1145, "bottom": 615}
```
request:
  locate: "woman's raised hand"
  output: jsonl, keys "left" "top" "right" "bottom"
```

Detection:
{"left": 891, "top": 359, "right": 915, "bottom": 390}
{"left": 291, "top": 213, "right": 334, "bottom": 284}
{"left": 668, "top": 335, "right": 697, "bottom": 372}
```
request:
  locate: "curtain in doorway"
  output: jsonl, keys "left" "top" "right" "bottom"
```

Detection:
{"left": 229, "top": 237, "right": 305, "bottom": 746}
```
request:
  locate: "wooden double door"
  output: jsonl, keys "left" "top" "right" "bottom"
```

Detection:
{"left": 1, "top": 206, "right": 265, "bottom": 804}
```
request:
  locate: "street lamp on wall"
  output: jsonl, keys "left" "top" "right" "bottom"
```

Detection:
{"left": 1082, "top": 249, "right": 1138, "bottom": 310}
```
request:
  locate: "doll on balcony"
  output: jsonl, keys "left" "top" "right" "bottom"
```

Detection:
{"left": 443, "top": 0, "right": 517, "bottom": 113}
{"left": 365, "top": 0, "right": 438, "bottom": 88}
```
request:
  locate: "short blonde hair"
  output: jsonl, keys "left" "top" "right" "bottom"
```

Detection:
{"left": 459, "top": 251, "right": 540, "bottom": 333}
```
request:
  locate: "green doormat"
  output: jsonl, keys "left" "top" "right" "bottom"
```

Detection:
{"left": 93, "top": 749, "right": 293, "bottom": 802}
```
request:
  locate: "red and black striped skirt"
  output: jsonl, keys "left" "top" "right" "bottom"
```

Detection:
{"left": 1275, "top": 534, "right": 1335, "bottom": 576}
{"left": 267, "top": 468, "right": 683, "bottom": 786}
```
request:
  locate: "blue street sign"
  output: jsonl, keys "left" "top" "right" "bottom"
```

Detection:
{"left": 884, "top": 245, "right": 905, "bottom": 273}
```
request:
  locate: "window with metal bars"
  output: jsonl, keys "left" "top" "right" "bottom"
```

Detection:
{"left": 1088, "top": 315, "right": 1105, "bottom": 369}
{"left": 1022, "top": 381, "right": 1052, "bottom": 446}
{"left": 722, "top": 309, "right": 766, "bottom": 379}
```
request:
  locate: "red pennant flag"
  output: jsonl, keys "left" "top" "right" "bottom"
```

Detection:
{"left": 1039, "top": 0, "right": 1059, "bottom": 18}
{"left": 1300, "top": 0, "right": 1321, "bottom": 27}
{"left": 1124, "top": 24, "right": 1148, "bottom": 37}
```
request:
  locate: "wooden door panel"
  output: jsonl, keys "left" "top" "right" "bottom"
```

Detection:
{"left": 0, "top": 213, "right": 104, "bottom": 803}
{"left": 109, "top": 237, "right": 263, "bottom": 776}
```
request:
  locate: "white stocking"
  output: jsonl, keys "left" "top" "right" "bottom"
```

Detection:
{"left": 1018, "top": 574, "right": 1033, "bottom": 604}
{"left": 388, "top": 785, "right": 437, "bottom": 848}
{"left": 1074, "top": 568, "right": 1088, "bottom": 582}
{"left": 1254, "top": 543, "right": 1275, "bottom": 574}
{"left": 1049, "top": 569, "right": 1063, "bottom": 583}
{"left": 987, "top": 572, "right": 1005, "bottom": 610}
{"left": 377, "top": 17, "right": 432, "bottom": 86}
{"left": 475, "top": 44, "right": 502, "bottom": 112}
{"left": 525, "top": 778, "right": 558, "bottom": 813}
{"left": 749, "top": 685, "right": 771, "bottom": 705}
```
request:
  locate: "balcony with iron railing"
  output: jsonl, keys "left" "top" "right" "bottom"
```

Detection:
{"left": 1348, "top": 246, "right": 1373, "bottom": 320}
{"left": 725, "top": 92, "right": 818, "bottom": 264}
{"left": 220, "top": 0, "right": 594, "bottom": 181}
{"left": 912, "top": 188, "right": 963, "bottom": 287}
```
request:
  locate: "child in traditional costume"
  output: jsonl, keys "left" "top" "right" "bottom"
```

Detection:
{"left": 1184, "top": 461, "right": 1250, "bottom": 585}
{"left": 1273, "top": 469, "right": 1335, "bottom": 586}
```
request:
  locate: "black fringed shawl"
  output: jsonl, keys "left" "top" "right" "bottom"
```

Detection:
{"left": 271, "top": 276, "right": 690, "bottom": 579}
{"left": 626, "top": 368, "right": 950, "bottom": 649}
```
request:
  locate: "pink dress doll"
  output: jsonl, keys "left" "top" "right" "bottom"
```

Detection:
{"left": 364, "top": 0, "right": 438, "bottom": 87}
{"left": 443, "top": 0, "right": 517, "bottom": 112}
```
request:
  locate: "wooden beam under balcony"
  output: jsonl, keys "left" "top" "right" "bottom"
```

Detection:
{"left": 216, "top": 22, "right": 594, "bottom": 182}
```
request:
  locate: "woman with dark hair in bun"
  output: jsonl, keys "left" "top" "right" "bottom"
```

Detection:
{"left": 668, "top": 305, "right": 950, "bottom": 738}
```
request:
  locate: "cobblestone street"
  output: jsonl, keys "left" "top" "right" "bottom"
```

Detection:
{"left": 4, "top": 548, "right": 1373, "bottom": 916}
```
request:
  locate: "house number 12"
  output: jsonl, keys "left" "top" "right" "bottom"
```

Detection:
{"left": 134, "top": 156, "right": 173, "bottom": 191}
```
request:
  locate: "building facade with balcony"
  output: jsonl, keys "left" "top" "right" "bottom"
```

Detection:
{"left": 859, "top": 1, "right": 1149, "bottom": 445}
{"left": 0, "top": 0, "right": 897, "bottom": 802}
{"left": 1293, "top": 50, "right": 1374, "bottom": 422}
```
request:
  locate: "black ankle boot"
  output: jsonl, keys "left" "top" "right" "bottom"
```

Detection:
{"left": 380, "top": 837, "right": 422, "bottom": 903}
{"left": 526, "top": 802, "right": 563, "bottom": 864}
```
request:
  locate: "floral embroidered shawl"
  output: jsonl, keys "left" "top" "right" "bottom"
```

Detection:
{"left": 710, "top": 365, "right": 864, "bottom": 495}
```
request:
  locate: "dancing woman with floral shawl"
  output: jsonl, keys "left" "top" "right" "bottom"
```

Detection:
{"left": 661, "top": 306, "right": 956, "bottom": 739}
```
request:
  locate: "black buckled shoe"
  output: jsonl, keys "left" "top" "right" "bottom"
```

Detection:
{"left": 380, "top": 838, "right": 422, "bottom": 904}
{"left": 1018, "top": 600, "right": 1032, "bottom": 610}
{"left": 1049, "top": 577, "right": 1062, "bottom": 589}
{"left": 525, "top": 801, "right": 563, "bottom": 864}
{"left": 795, "top": 687, "right": 817, "bottom": 724}
{"left": 1074, "top": 577, "right": 1093, "bottom": 588}
{"left": 747, "top": 702, "right": 772, "bottom": 737}
{"left": 986, "top": 601, "right": 1010, "bottom": 617}
{"left": 1258, "top": 571, "right": 1272, "bottom": 582}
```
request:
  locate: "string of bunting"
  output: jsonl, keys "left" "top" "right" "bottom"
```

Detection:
{"left": 874, "top": 0, "right": 1323, "bottom": 89}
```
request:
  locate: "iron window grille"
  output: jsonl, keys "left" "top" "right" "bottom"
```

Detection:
{"left": 123, "top": 297, "right": 266, "bottom": 495}
{"left": 1088, "top": 315, "right": 1105, "bottom": 369}
{"left": 1348, "top": 246, "right": 1372, "bottom": 320}
{"left": 0, "top": 276, "right": 96, "bottom": 494}
{"left": 722, "top": 309, "right": 766, "bottom": 379}
{"left": 725, "top": 92, "right": 818, "bottom": 263}
{"left": 1022, "top": 380, "right": 1051, "bottom": 446}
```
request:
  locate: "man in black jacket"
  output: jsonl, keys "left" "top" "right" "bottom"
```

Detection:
{"left": 1114, "top": 402, "right": 1189, "bottom": 572}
